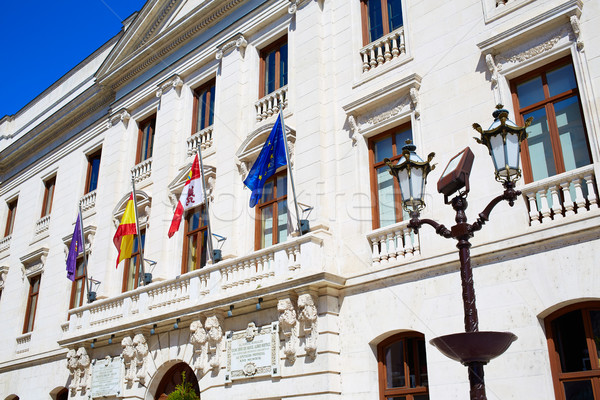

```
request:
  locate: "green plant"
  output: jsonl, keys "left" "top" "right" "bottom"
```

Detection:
{"left": 166, "top": 371, "right": 200, "bottom": 400}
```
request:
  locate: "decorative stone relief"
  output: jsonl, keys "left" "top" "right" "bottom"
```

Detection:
{"left": 288, "top": 0, "right": 311, "bottom": 14}
{"left": 278, "top": 298, "right": 298, "bottom": 362}
{"left": 190, "top": 319, "right": 208, "bottom": 373}
{"left": 156, "top": 75, "right": 183, "bottom": 98}
{"left": 216, "top": 33, "right": 247, "bottom": 60}
{"left": 570, "top": 15, "right": 583, "bottom": 50}
{"left": 205, "top": 314, "right": 224, "bottom": 372}
{"left": 409, "top": 87, "right": 420, "bottom": 119}
{"left": 66, "top": 347, "right": 91, "bottom": 395}
{"left": 485, "top": 54, "right": 501, "bottom": 104}
{"left": 298, "top": 293, "right": 318, "bottom": 359}
{"left": 235, "top": 158, "right": 250, "bottom": 179}
{"left": 0, "top": 266, "right": 8, "bottom": 290}
{"left": 356, "top": 96, "right": 411, "bottom": 131}
{"left": 108, "top": 109, "right": 131, "bottom": 129}
{"left": 20, "top": 247, "right": 49, "bottom": 280}
{"left": 122, "top": 334, "right": 149, "bottom": 385}
{"left": 495, "top": 29, "right": 566, "bottom": 67}
{"left": 348, "top": 115, "right": 359, "bottom": 146}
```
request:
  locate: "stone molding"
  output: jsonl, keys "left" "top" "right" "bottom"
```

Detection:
{"left": 19, "top": 247, "right": 49, "bottom": 279}
{"left": 156, "top": 75, "right": 184, "bottom": 98}
{"left": 107, "top": 108, "right": 131, "bottom": 129}
{"left": 215, "top": 33, "right": 247, "bottom": 61}
{"left": 66, "top": 347, "right": 91, "bottom": 395}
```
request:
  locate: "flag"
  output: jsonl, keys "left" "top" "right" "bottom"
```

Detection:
{"left": 243, "top": 112, "right": 287, "bottom": 207}
{"left": 66, "top": 215, "right": 83, "bottom": 281}
{"left": 168, "top": 154, "right": 205, "bottom": 237}
{"left": 113, "top": 193, "right": 137, "bottom": 267}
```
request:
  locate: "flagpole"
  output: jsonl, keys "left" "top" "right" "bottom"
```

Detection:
{"left": 77, "top": 202, "right": 92, "bottom": 302}
{"left": 279, "top": 111, "right": 303, "bottom": 235}
{"left": 131, "top": 177, "right": 147, "bottom": 286}
{"left": 196, "top": 145, "right": 215, "bottom": 263}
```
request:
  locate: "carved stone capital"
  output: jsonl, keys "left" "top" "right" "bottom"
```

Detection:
{"left": 216, "top": 33, "right": 247, "bottom": 60}
{"left": 409, "top": 87, "right": 420, "bottom": 119}
{"left": 108, "top": 109, "right": 131, "bottom": 129}
{"left": 156, "top": 75, "right": 184, "bottom": 98}
{"left": 0, "top": 266, "right": 8, "bottom": 290}
{"left": 348, "top": 115, "right": 359, "bottom": 146}
{"left": 570, "top": 15, "right": 583, "bottom": 50}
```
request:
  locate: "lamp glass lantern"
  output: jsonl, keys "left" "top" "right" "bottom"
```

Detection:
{"left": 473, "top": 105, "right": 532, "bottom": 184}
{"left": 384, "top": 140, "right": 435, "bottom": 213}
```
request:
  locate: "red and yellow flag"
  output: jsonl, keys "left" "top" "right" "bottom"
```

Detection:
{"left": 113, "top": 193, "right": 137, "bottom": 268}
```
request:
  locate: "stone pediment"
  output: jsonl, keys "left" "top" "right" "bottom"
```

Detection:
{"left": 96, "top": 0, "right": 246, "bottom": 89}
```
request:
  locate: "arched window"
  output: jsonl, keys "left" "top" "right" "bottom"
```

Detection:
{"left": 545, "top": 302, "right": 600, "bottom": 400}
{"left": 377, "top": 332, "right": 429, "bottom": 400}
{"left": 155, "top": 362, "right": 200, "bottom": 400}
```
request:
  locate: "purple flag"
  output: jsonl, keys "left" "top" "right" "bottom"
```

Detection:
{"left": 66, "top": 215, "right": 82, "bottom": 281}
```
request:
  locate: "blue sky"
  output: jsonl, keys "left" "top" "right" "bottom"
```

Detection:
{"left": 0, "top": 0, "right": 148, "bottom": 118}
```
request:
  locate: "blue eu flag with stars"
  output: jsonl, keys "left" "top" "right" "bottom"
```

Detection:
{"left": 244, "top": 112, "right": 288, "bottom": 207}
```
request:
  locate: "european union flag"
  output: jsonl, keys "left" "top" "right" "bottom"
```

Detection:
{"left": 244, "top": 112, "right": 288, "bottom": 207}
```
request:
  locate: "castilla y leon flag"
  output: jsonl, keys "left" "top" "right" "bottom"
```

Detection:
{"left": 168, "top": 153, "right": 205, "bottom": 238}
{"left": 113, "top": 193, "right": 137, "bottom": 267}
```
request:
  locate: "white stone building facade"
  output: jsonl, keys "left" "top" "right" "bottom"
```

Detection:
{"left": 0, "top": 0, "right": 599, "bottom": 399}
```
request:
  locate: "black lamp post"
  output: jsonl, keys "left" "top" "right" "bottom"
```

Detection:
{"left": 384, "top": 105, "right": 532, "bottom": 400}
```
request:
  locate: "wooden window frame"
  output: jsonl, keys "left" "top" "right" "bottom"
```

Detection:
{"left": 181, "top": 206, "right": 208, "bottom": 274}
{"left": 136, "top": 115, "right": 156, "bottom": 164}
{"left": 121, "top": 229, "right": 146, "bottom": 292}
{"left": 192, "top": 79, "right": 216, "bottom": 134}
{"left": 85, "top": 149, "right": 102, "bottom": 194}
{"left": 377, "top": 332, "right": 429, "bottom": 400}
{"left": 23, "top": 275, "right": 41, "bottom": 333}
{"left": 545, "top": 301, "right": 600, "bottom": 400}
{"left": 4, "top": 198, "right": 18, "bottom": 237}
{"left": 259, "top": 36, "right": 288, "bottom": 98}
{"left": 510, "top": 56, "right": 592, "bottom": 184}
{"left": 368, "top": 124, "right": 412, "bottom": 229}
{"left": 360, "top": 0, "right": 403, "bottom": 45}
{"left": 40, "top": 176, "right": 56, "bottom": 218}
{"left": 69, "top": 257, "right": 86, "bottom": 310}
{"left": 255, "top": 169, "right": 288, "bottom": 251}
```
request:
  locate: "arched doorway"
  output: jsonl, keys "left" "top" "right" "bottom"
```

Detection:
{"left": 154, "top": 362, "right": 200, "bottom": 400}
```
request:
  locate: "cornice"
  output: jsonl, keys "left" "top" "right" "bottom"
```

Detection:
{"left": 98, "top": 0, "right": 246, "bottom": 91}
{"left": 135, "top": 0, "right": 181, "bottom": 51}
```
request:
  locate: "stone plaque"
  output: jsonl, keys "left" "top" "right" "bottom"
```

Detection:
{"left": 91, "top": 356, "right": 122, "bottom": 398}
{"left": 225, "top": 321, "right": 280, "bottom": 382}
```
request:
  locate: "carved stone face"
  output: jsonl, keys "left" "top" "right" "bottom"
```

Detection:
{"left": 205, "top": 316, "right": 222, "bottom": 342}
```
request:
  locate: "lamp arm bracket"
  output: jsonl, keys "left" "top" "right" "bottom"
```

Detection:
{"left": 470, "top": 185, "right": 521, "bottom": 233}
{"left": 409, "top": 216, "right": 452, "bottom": 238}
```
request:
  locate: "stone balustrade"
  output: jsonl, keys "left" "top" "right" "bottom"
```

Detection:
{"left": 131, "top": 158, "right": 153, "bottom": 183}
{"left": 521, "top": 165, "right": 598, "bottom": 225}
{"left": 64, "top": 232, "right": 324, "bottom": 336}
{"left": 80, "top": 190, "right": 97, "bottom": 212}
{"left": 360, "top": 27, "right": 406, "bottom": 73}
{"left": 187, "top": 125, "right": 214, "bottom": 156}
{"left": 367, "top": 220, "right": 419, "bottom": 266}
{"left": 35, "top": 215, "right": 51, "bottom": 236}
{"left": 255, "top": 86, "right": 288, "bottom": 122}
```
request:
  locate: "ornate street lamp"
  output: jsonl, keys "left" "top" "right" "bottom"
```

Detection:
{"left": 384, "top": 105, "right": 531, "bottom": 400}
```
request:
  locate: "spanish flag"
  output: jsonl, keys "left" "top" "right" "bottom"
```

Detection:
{"left": 113, "top": 193, "right": 137, "bottom": 268}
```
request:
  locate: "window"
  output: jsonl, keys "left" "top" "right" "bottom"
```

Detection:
{"left": 136, "top": 116, "right": 156, "bottom": 164}
{"left": 85, "top": 149, "right": 102, "bottom": 194}
{"left": 69, "top": 258, "right": 86, "bottom": 310}
{"left": 122, "top": 229, "right": 146, "bottom": 292}
{"left": 361, "top": 0, "right": 404, "bottom": 45}
{"left": 511, "top": 58, "right": 592, "bottom": 184}
{"left": 368, "top": 125, "right": 413, "bottom": 229}
{"left": 23, "top": 275, "right": 41, "bottom": 333}
{"left": 545, "top": 302, "right": 600, "bottom": 400}
{"left": 260, "top": 36, "right": 288, "bottom": 97}
{"left": 182, "top": 206, "right": 208, "bottom": 273}
{"left": 256, "top": 170, "right": 288, "bottom": 250}
{"left": 41, "top": 176, "right": 56, "bottom": 218}
{"left": 377, "top": 332, "right": 430, "bottom": 400}
{"left": 192, "top": 80, "right": 215, "bottom": 133}
{"left": 4, "top": 198, "right": 18, "bottom": 237}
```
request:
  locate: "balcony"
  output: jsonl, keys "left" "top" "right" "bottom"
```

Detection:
{"left": 80, "top": 190, "right": 97, "bottom": 213}
{"left": 131, "top": 158, "right": 152, "bottom": 183}
{"left": 63, "top": 230, "right": 327, "bottom": 339}
{"left": 0, "top": 235, "right": 10, "bottom": 256}
{"left": 360, "top": 27, "right": 406, "bottom": 73}
{"left": 366, "top": 220, "right": 420, "bottom": 267}
{"left": 34, "top": 215, "right": 51, "bottom": 236}
{"left": 187, "top": 125, "right": 213, "bottom": 156}
{"left": 255, "top": 86, "right": 288, "bottom": 122}
{"left": 521, "top": 165, "right": 598, "bottom": 225}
